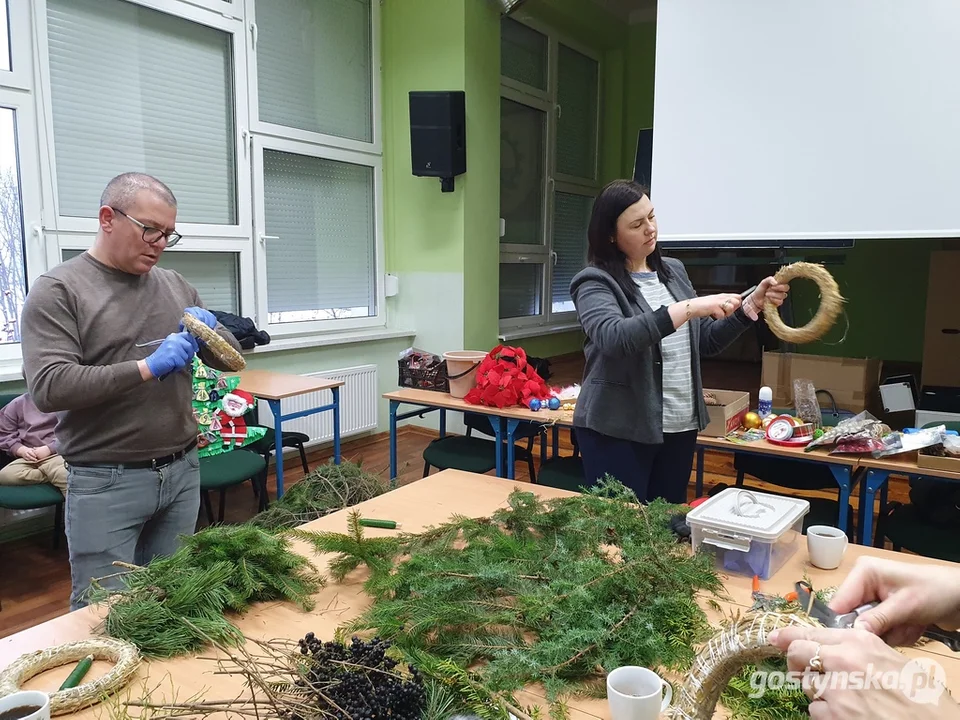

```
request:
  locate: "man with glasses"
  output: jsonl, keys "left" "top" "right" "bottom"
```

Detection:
{"left": 20, "top": 172, "right": 243, "bottom": 610}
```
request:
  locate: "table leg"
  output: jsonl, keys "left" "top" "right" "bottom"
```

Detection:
{"left": 389, "top": 400, "right": 399, "bottom": 486}
{"left": 540, "top": 429, "right": 547, "bottom": 465}
{"left": 861, "top": 469, "right": 890, "bottom": 548}
{"left": 695, "top": 446, "right": 705, "bottom": 497}
{"left": 269, "top": 398, "right": 285, "bottom": 498}
{"left": 488, "top": 416, "right": 504, "bottom": 477}
{"left": 553, "top": 427, "right": 560, "bottom": 457}
{"left": 828, "top": 465, "right": 852, "bottom": 538}
{"left": 440, "top": 409, "right": 447, "bottom": 438}
{"left": 332, "top": 386, "right": 341, "bottom": 465}
{"left": 505, "top": 419, "right": 520, "bottom": 480}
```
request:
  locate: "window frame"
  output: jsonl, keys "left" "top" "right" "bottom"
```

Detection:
{"left": 32, "top": 0, "right": 252, "bottom": 241}
{"left": 0, "top": 86, "right": 43, "bottom": 363}
{"left": 498, "top": 15, "right": 602, "bottom": 336}
{"left": 1, "top": 0, "right": 34, "bottom": 91}
{"left": 251, "top": 134, "right": 386, "bottom": 339}
{"left": 243, "top": 0, "right": 382, "bottom": 157}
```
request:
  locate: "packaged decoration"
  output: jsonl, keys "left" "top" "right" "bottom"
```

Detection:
{"left": 190, "top": 357, "right": 266, "bottom": 458}
{"left": 397, "top": 347, "right": 448, "bottom": 392}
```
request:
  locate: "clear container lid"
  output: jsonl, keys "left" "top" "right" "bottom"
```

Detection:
{"left": 686, "top": 488, "right": 810, "bottom": 541}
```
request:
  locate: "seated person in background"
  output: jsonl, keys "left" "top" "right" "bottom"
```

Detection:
{"left": 0, "top": 388, "right": 67, "bottom": 492}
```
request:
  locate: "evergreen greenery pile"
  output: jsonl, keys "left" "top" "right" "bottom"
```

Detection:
{"left": 89, "top": 524, "right": 323, "bottom": 658}
{"left": 295, "top": 480, "right": 727, "bottom": 719}
{"left": 250, "top": 459, "right": 388, "bottom": 532}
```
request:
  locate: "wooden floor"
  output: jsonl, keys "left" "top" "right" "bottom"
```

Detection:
{"left": 0, "top": 357, "right": 913, "bottom": 639}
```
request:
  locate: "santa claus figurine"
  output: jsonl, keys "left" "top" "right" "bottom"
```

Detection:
{"left": 218, "top": 389, "right": 254, "bottom": 447}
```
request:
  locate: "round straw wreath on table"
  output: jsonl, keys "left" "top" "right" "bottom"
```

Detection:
{"left": 665, "top": 611, "right": 821, "bottom": 720}
{"left": 0, "top": 637, "right": 141, "bottom": 715}
{"left": 762, "top": 262, "right": 844, "bottom": 344}
{"left": 181, "top": 312, "right": 246, "bottom": 372}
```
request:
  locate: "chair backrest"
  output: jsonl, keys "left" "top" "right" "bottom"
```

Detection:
{"left": 0, "top": 393, "right": 19, "bottom": 410}
{"left": 922, "top": 421, "right": 960, "bottom": 434}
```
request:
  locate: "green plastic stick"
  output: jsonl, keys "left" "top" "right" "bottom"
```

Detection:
{"left": 357, "top": 518, "right": 399, "bottom": 529}
{"left": 59, "top": 654, "right": 94, "bottom": 690}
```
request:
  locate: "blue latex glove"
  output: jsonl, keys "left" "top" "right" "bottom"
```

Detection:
{"left": 181, "top": 306, "right": 217, "bottom": 330}
{"left": 145, "top": 332, "right": 199, "bottom": 379}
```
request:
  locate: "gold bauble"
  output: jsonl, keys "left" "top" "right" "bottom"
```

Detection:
{"left": 743, "top": 411, "right": 762, "bottom": 430}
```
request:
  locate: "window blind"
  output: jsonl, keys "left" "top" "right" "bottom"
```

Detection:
{"left": 499, "top": 263, "right": 542, "bottom": 320}
{"left": 556, "top": 44, "right": 598, "bottom": 180}
{"left": 501, "top": 17, "right": 547, "bottom": 91}
{"left": 262, "top": 149, "right": 375, "bottom": 320}
{"left": 257, "top": 0, "right": 372, "bottom": 143}
{"left": 500, "top": 98, "right": 545, "bottom": 245}
{"left": 46, "top": 0, "right": 237, "bottom": 224}
{"left": 62, "top": 249, "right": 240, "bottom": 313}
{"left": 551, "top": 192, "right": 591, "bottom": 313}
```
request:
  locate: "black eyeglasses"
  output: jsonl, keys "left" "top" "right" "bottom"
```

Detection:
{"left": 112, "top": 207, "right": 182, "bottom": 247}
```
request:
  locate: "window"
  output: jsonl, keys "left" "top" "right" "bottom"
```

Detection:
{"left": 0, "top": 0, "right": 384, "bottom": 367}
{"left": 498, "top": 17, "right": 600, "bottom": 335}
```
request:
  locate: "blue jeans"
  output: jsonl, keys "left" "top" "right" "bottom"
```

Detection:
{"left": 64, "top": 448, "right": 201, "bottom": 610}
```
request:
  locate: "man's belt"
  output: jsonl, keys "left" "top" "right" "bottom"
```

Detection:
{"left": 66, "top": 439, "right": 198, "bottom": 470}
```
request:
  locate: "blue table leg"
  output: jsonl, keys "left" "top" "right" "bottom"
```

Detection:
{"left": 389, "top": 400, "right": 399, "bottom": 486}
{"left": 695, "top": 446, "right": 705, "bottom": 497}
{"left": 860, "top": 469, "right": 890, "bottom": 548}
{"left": 828, "top": 465, "right": 853, "bottom": 538}
{"left": 488, "top": 416, "right": 504, "bottom": 477}
{"left": 268, "top": 398, "right": 285, "bottom": 498}
{"left": 505, "top": 419, "right": 520, "bottom": 480}
{"left": 332, "top": 387, "right": 341, "bottom": 465}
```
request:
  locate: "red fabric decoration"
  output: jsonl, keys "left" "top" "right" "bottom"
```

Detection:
{"left": 463, "top": 345, "right": 553, "bottom": 409}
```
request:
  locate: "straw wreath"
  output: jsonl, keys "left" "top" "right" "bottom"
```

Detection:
{"left": 182, "top": 312, "right": 246, "bottom": 371}
{"left": 665, "top": 611, "right": 822, "bottom": 720}
{"left": 0, "top": 637, "right": 141, "bottom": 715}
{"left": 763, "top": 262, "right": 844, "bottom": 344}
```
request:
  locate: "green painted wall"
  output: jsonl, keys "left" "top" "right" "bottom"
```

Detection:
{"left": 382, "top": 0, "right": 467, "bottom": 275}
{"left": 623, "top": 21, "right": 657, "bottom": 178}
{"left": 461, "top": 0, "right": 502, "bottom": 351}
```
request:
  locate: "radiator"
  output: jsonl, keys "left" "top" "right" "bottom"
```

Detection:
{"left": 256, "top": 365, "right": 378, "bottom": 447}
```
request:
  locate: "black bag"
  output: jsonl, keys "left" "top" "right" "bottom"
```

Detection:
{"left": 909, "top": 476, "right": 960, "bottom": 526}
{"left": 212, "top": 311, "right": 271, "bottom": 350}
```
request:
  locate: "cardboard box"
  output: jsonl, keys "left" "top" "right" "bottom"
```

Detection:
{"left": 916, "top": 453, "right": 960, "bottom": 475}
{"left": 761, "top": 352, "right": 882, "bottom": 415}
{"left": 702, "top": 389, "right": 750, "bottom": 437}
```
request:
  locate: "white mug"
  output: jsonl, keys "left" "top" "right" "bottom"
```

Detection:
{"left": 607, "top": 666, "right": 672, "bottom": 720}
{"left": 807, "top": 525, "right": 848, "bottom": 570}
{"left": 0, "top": 691, "right": 50, "bottom": 720}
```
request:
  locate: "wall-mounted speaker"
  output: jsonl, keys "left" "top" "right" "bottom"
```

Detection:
{"left": 409, "top": 90, "right": 466, "bottom": 193}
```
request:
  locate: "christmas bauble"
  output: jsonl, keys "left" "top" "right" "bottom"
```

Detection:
{"left": 743, "top": 411, "right": 762, "bottom": 430}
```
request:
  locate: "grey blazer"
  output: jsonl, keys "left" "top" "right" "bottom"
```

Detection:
{"left": 570, "top": 257, "right": 753, "bottom": 445}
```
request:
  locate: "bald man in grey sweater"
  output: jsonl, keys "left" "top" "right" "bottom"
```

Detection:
{"left": 20, "top": 172, "right": 242, "bottom": 610}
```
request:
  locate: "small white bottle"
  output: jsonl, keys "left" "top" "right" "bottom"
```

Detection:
{"left": 758, "top": 386, "right": 773, "bottom": 417}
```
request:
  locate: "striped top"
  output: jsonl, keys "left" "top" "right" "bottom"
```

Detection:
{"left": 632, "top": 271, "right": 698, "bottom": 433}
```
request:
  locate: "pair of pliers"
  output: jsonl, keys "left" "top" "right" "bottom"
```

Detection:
{"left": 795, "top": 580, "right": 960, "bottom": 652}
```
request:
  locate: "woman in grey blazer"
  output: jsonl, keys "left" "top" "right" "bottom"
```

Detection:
{"left": 570, "top": 180, "right": 789, "bottom": 504}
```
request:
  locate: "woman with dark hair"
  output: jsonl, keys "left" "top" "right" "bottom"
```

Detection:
{"left": 569, "top": 179, "right": 789, "bottom": 503}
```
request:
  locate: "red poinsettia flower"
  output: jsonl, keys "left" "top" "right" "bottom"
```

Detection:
{"left": 462, "top": 345, "right": 555, "bottom": 409}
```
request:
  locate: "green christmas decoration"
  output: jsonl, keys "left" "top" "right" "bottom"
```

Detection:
{"left": 190, "top": 357, "right": 266, "bottom": 458}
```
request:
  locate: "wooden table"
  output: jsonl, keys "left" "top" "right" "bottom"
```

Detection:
{"left": 232, "top": 370, "right": 345, "bottom": 497}
{"left": 383, "top": 388, "right": 574, "bottom": 482}
{"left": 2, "top": 471, "right": 959, "bottom": 719}
{"left": 695, "top": 435, "right": 863, "bottom": 538}
{"left": 856, "top": 455, "right": 960, "bottom": 548}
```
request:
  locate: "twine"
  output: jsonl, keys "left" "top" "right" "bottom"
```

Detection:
{"left": 182, "top": 313, "right": 246, "bottom": 372}
{"left": 0, "top": 637, "right": 141, "bottom": 716}
{"left": 763, "top": 262, "right": 844, "bottom": 344}
{"left": 665, "top": 611, "right": 821, "bottom": 720}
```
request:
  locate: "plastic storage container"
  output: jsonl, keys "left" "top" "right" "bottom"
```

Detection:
{"left": 685, "top": 488, "right": 810, "bottom": 580}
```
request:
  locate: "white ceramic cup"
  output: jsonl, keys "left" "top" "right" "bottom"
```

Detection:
{"left": 0, "top": 691, "right": 50, "bottom": 720}
{"left": 807, "top": 525, "right": 848, "bottom": 570}
{"left": 607, "top": 666, "right": 672, "bottom": 720}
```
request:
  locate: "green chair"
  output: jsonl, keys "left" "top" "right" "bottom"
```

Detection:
{"left": 537, "top": 429, "right": 588, "bottom": 493}
{"left": 422, "top": 413, "right": 545, "bottom": 480}
{"left": 0, "top": 393, "right": 65, "bottom": 549}
{"left": 199, "top": 449, "right": 267, "bottom": 524}
{"left": 871, "top": 421, "right": 960, "bottom": 559}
